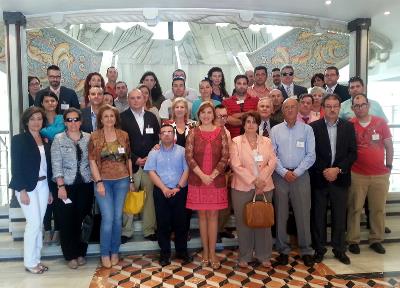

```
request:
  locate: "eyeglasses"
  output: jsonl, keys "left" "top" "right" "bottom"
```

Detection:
{"left": 281, "top": 72, "right": 294, "bottom": 77}
{"left": 29, "top": 82, "right": 41, "bottom": 87}
{"left": 160, "top": 131, "right": 174, "bottom": 135}
{"left": 324, "top": 105, "right": 340, "bottom": 110}
{"left": 216, "top": 115, "right": 228, "bottom": 119}
{"left": 65, "top": 117, "right": 80, "bottom": 122}
{"left": 352, "top": 103, "right": 368, "bottom": 110}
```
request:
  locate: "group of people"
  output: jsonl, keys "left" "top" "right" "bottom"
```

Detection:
{"left": 12, "top": 63, "right": 392, "bottom": 274}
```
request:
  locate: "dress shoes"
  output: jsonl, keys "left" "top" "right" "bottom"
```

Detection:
{"left": 159, "top": 255, "right": 171, "bottom": 267}
{"left": 219, "top": 231, "right": 235, "bottom": 239}
{"left": 275, "top": 253, "right": 289, "bottom": 266}
{"left": 348, "top": 244, "right": 360, "bottom": 254}
{"left": 313, "top": 248, "right": 327, "bottom": 263}
{"left": 369, "top": 243, "right": 386, "bottom": 254}
{"left": 333, "top": 250, "right": 351, "bottom": 265}
{"left": 121, "top": 236, "right": 130, "bottom": 244}
{"left": 175, "top": 252, "right": 193, "bottom": 265}
{"left": 302, "top": 255, "right": 314, "bottom": 267}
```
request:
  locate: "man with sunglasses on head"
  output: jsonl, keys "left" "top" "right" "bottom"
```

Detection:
{"left": 339, "top": 76, "right": 387, "bottom": 122}
{"left": 347, "top": 93, "right": 393, "bottom": 255}
{"left": 279, "top": 65, "right": 307, "bottom": 100}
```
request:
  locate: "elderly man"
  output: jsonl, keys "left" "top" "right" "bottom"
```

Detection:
{"left": 339, "top": 76, "right": 387, "bottom": 121}
{"left": 247, "top": 66, "right": 270, "bottom": 98}
{"left": 223, "top": 75, "right": 259, "bottom": 138}
{"left": 324, "top": 66, "right": 350, "bottom": 103}
{"left": 105, "top": 66, "right": 118, "bottom": 99}
{"left": 297, "top": 94, "right": 320, "bottom": 124}
{"left": 279, "top": 65, "right": 307, "bottom": 99}
{"left": 120, "top": 89, "right": 160, "bottom": 243}
{"left": 159, "top": 77, "right": 193, "bottom": 120}
{"left": 347, "top": 93, "right": 393, "bottom": 255}
{"left": 257, "top": 97, "right": 279, "bottom": 137}
{"left": 164, "top": 69, "right": 199, "bottom": 102}
{"left": 269, "top": 89, "right": 285, "bottom": 123}
{"left": 144, "top": 124, "right": 191, "bottom": 266}
{"left": 309, "top": 94, "right": 357, "bottom": 265}
{"left": 114, "top": 81, "right": 129, "bottom": 113}
{"left": 80, "top": 86, "right": 104, "bottom": 133}
{"left": 35, "top": 65, "right": 80, "bottom": 113}
{"left": 270, "top": 98, "right": 316, "bottom": 267}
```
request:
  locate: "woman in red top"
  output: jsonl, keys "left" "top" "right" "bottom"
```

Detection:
{"left": 185, "top": 102, "right": 229, "bottom": 269}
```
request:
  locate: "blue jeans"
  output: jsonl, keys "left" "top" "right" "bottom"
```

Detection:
{"left": 95, "top": 177, "right": 129, "bottom": 256}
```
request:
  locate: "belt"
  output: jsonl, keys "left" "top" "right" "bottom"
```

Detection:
{"left": 285, "top": 168, "right": 295, "bottom": 171}
{"left": 38, "top": 176, "right": 47, "bottom": 181}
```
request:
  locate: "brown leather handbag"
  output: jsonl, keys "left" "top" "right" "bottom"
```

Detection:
{"left": 244, "top": 191, "right": 274, "bottom": 228}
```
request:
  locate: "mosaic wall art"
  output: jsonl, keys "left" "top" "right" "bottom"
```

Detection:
{"left": 27, "top": 28, "right": 103, "bottom": 95}
{"left": 247, "top": 28, "right": 349, "bottom": 86}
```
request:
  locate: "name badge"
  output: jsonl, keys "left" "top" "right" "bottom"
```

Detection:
{"left": 296, "top": 140, "right": 305, "bottom": 148}
{"left": 236, "top": 99, "right": 244, "bottom": 105}
{"left": 145, "top": 127, "right": 154, "bottom": 134}
{"left": 118, "top": 147, "right": 125, "bottom": 154}
{"left": 61, "top": 103, "right": 69, "bottom": 110}
{"left": 254, "top": 154, "right": 263, "bottom": 162}
{"left": 372, "top": 133, "right": 380, "bottom": 141}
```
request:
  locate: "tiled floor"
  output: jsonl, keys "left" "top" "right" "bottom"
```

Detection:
{"left": 89, "top": 249, "right": 400, "bottom": 288}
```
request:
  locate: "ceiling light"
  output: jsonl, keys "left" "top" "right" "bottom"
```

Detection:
{"left": 384, "top": 11, "right": 391, "bottom": 15}
{"left": 325, "top": 0, "right": 332, "bottom": 5}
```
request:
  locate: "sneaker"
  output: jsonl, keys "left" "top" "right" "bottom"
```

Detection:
{"left": 43, "top": 231, "right": 52, "bottom": 245}
{"left": 369, "top": 243, "right": 386, "bottom": 254}
{"left": 52, "top": 231, "right": 60, "bottom": 245}
{"left": 348, "top": 244, "right": 360, "bottom": 254}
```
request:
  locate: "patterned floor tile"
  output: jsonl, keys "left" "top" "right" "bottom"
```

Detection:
{"left": 89, "top": 249, "right": 400, "bottom": 288}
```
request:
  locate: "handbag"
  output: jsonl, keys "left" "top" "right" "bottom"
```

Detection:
{"left": 123, "top": 190, "right": 146, "bottom": 214}
{"left": 81, "top": 214, "right": 93, "bottom": 243}
{"left": 244, "top": 191, "right": 274, "bottom": 228}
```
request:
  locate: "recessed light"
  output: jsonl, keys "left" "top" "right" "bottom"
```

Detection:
{"left": 384, "top": 11, "right": 391, "bottom": 15}
{"left": 325, "top": 0, "right": 332, "bottom": 5}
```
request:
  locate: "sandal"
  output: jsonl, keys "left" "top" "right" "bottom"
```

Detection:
{"left": 38, "top": 263, "right": 49, "bottom": 271}
{"left": 201, "top": 259, "right": 209, "bottom": 268}
{"left": 261, "top": 261, "right": 272, "bottom": 268}
{"left": 210, "top": 260, "right": 221, "bottom": 270}
{"left": 25, "top": 265, "right": 44, "bottom": 274}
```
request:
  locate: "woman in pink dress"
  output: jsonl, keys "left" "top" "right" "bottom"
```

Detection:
{"left": 185, "top": 101, "right": 229, "bottom": 269}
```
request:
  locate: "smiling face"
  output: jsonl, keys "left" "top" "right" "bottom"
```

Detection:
{"left": 312, "top": 91, "right": 324, "bottom": 107}
{"left": 160, "top": 125, "right": 175, "bottom": 146}
{"left": 199, "top": 80, "right": 212, "bottom": 100}
{"left": 281, "top": 67, "right": 294, "bottom": 85}
{"left": 88, "top": 86, "right": 104, "bottom": 106}
{"left": 64, "top": 111, "right": 81, "bottom": 132}
{"left": 128, "top": 89, "right": 145, "bottom": 110}
{"left": 172, "top": 79, "right": 185, "bottom": 98}
{"left": 257, "top": 98, "right": 273, "bottom": 120}
{"left": 89, "top": 74, "right": 102, "bottom": 88}
{"left": 299, "top": 96, "right": 313, "bottom": 116}
{"left": 101, "top": 108, "right": 116, "bottom": 128}
{"left": 243, "top": 115, "right": 258, "bottom": 134}
{"left": 215, "top": 107, "right": 228, "bottom": 128}
{"left": 173, "top": 100, "right": 187, "bottom": 120}
{"left": 198, "top": 106, "right": 215, "bottom": 126}
{"left": 42, "top": 95, "right": 58, "bottom": 113}
{"left": 47, "top": 69, "right": 61, "bottom": 88}
{"left": 351, "top": 94, "right": 370, "bottom": 119}
{"left": 282, "top": 98, "right": 299, "bottom": 122}
{"left": 29, "top": 78, "right": 41, "bottom": 95}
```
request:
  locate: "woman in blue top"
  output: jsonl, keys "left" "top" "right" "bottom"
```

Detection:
{"left": 39, "top": 91, "right": 66, "bottom": 244}
{"left": 191, "top": 78, "right": 221, "bottom": 121}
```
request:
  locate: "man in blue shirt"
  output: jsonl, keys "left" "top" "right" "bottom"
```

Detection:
{"left": 144, "top": 124, "right": 191, "bottom": 266}
{"left": 270, "top": 98, "right": 316, "bottom": 267}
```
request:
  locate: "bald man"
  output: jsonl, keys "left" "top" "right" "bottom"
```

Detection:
{"left": 257, "top": 97, "right": 279, "bottom": 137}
{"left": 269, "top": 89, "right": 285, "bottom": 123}
{"left": 270, "top": 98, "right": 316, "bottom": 267}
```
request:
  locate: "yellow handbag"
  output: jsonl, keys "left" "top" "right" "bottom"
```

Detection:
{"left": 123, "top": 190, "right": 146, "bottom": 214}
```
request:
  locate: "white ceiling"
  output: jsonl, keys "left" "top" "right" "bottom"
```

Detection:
{"left": 0, "top": 0, "right": 398, "bottom": 22}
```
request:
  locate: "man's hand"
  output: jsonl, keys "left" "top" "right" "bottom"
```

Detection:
{"left": 323, "top": 167, "right": 339, "bottom": 182}
{"left": 135, "top": 157, "right": 147, "bottom": 166}
{"left": 284, "top": 171, "right": 297, "bottom": 183}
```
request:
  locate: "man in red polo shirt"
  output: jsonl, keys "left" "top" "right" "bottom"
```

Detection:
{"left": 347, "top": 93, "right": 393, "bottom": 255}
{"left": 223, "top": 75, "right": 259, "bottom": 138}
{"left": 105, "top": 66, "right": 118, "bottom": 99}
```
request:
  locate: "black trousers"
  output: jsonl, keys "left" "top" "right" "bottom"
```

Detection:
{"left": 56, "top": 182, "right": 94, "bottom": 261}
{"left": 153, "top": 186, "right": 188, "bottom": 256}
{"left": 311, "top": 184, "right": 348, "bottom": 253}
{"left": 43, "top": 181, "right": 60, "bottom": 231}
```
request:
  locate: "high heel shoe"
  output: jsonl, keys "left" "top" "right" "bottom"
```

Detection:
{"left": 101, "top": 256, "right": 112, "bottom": 268}
{"left": 111, "top": 254, "right": 119, "bottom": 266}
{"left": 201, "top": 259, "right": 209, "bottom": 268}
{"left": 25, "top": 265, "right": 44, "bottom": 274}
{"left": 210, "top": 260, "right": 221, "bottom": 270}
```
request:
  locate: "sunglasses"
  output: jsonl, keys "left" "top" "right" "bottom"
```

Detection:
{"left": 65, "top": 117, "right": 80, "bottom": 123}
{"left": 281, "top": 72, "right": 294, "bottom": 76}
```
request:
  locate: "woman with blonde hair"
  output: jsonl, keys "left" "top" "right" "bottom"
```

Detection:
{"left": 185, "top": 102, "right": 229, "bottom": 269}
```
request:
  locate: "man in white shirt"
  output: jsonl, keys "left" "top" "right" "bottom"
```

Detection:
{"left": 278, "top": 65, "right": 307, "bottom": 100}
{"left": 164, "top": 69, "right": 199, "bottom": 103}
{"left": 159, "top": 77, "right": 192, "bottom": 120}
{"left": 257, "top": 97, "right": 279, "bottom": 137}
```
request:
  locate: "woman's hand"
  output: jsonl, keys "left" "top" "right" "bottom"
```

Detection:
{"left": 58, "top": 186, "right": 67, "bottom": 200}
{"left": 129, "top": 183, "right": 136, "bottom": 192}
{"left": 19, "top": 190, "right": 30, "bottom": 205}
{"left": 97, "top": 182, "right": 106, "bottom": 197}
{"left": 48, "top": 193, "right": 53, "bottom": 204}
{"left": 200, "top": 174, "right": 213, "bottom": 186}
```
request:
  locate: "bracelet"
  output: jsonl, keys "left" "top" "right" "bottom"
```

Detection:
{"left": 95, "top": 180, "right": 103, "bottom": 184}
{"left": 57, "top": 184, "right": 65, "bottom": 189}
{"left": 129, "top": 177, "right": 134, "bottom": 183}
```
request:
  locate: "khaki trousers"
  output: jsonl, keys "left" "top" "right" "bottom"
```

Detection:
{"left": 122, "top": 167, "right": 156, "bottom": 238}
{"left": 347, "top": 172, "right": 390, "bottom": 244}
